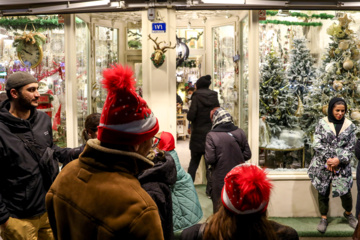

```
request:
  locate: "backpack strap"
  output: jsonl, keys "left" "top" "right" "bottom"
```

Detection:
{"left": 14, "top": 132, "right": 42, "bottom": 161}
{"left": 227, "top": 132, "right": 243, "bottom": 151}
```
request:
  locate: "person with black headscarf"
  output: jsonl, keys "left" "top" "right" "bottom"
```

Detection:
{"left": 205, "top": 107, "right": 251, "bottom": 213}
{"left": 308, "top": 97, "right": 357, "bottom": 234}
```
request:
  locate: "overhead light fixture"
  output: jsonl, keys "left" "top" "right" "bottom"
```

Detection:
{"left": 276, "top": 9, "right": 290, "bottom": 17}
{"left": 343, "top": 2, "right": 360, "bottom": 7}
{"left": 187, "top": 21, "right": 191, "bottom": 29}
{"left": 202, "top": 0, "right": 245, "bottom": 4}
{"left": 30, "top": 0, "right": 110, "bottom": 13}
{"left": 225, "top": 13, "right": 232, "bottom": 18}
{"left": 110, "top": 1, "right": 125, "bottom": 8}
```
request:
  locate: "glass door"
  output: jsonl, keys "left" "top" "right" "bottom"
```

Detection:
{"left": 93, "top": 25, "right": 118, "bottom": 113}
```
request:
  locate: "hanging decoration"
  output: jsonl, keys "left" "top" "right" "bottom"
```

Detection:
{"left": 0, "top": 17, "right": 83, "bottom": 31}
{"left": 260, "top": 20, "right": 322, "bottom": 27}
{"left": 184, "top": 31, "right": 203, "bottom": 44}
{"left": 13, "top": 24, "right": 46, "bottom": 69}
{"left": 13, "top": 24, "right": 46, "bottom": 52}
{"left": 176, "top": 35, "right": 189, "bottom": 68}
{"left": 148, "top": 34, "right": 176, "bottom": 68}
{"left": 266, "top": 10, "right": 334, "bottom": 20}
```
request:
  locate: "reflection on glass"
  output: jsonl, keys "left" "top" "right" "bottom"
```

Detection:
{"left": 76, "top": 17, "right": 90, "bottom": 145}
{"left": 133, "top": 63, "right": 143, "bottom": 97}
{"left": 176, "top": 28, "right": 204, "bottom": 50}
{"left": 0, "top": 16, "right": 68, "bottom": 146}
{"left": 127, "top": 28, "right": 142, "bottom": 50}
{"left": 94, "top": 26, "right": 118, "bottom": 113}
{"left": 240, "top": 16, "right": 249, "bottom": 138}
{"left": 212, "top": 25, "right": 235, "bottom": 120}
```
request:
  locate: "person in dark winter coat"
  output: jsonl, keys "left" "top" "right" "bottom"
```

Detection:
{"left": 205, "top": 107, "right": 251, "bottom": 213}
{"left": 0, "top": 72, "right": 82, "bottom": 240}
{"left": 180, "top": 164, "right": 299, "bottom": 240}
{"left": 187, "top": 75, "right": 220, "bottom": 193}
{"left": 139, "top": 148, "right": 177, "bottom": 240}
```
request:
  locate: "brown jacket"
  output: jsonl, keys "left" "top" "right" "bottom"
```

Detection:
{"left": 46, "top": 139, "right": 164, "bottom": 240}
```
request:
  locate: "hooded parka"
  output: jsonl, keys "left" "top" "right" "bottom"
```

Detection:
{"left": 46, "top": 139, "right": 164, "bottom": 240}
{"left": 156, "top": 131, "right": 203, "bottom": 233}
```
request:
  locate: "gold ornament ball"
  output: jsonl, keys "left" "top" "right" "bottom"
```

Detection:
{"left": 343, "top": 59, "right": 354, "bottom": 70}
{"left": 351, "top": 110, "right": 360, "bottom": 121}
{"left": 333, "top": 80, "right": 343, "bottom": 90}
{"left": 339, "top": 41, "right": 349, "bottom": 50}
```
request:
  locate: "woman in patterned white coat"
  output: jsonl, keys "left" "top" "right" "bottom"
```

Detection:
{"left": 307, "top": 97, "right": 357, "bottom": 233}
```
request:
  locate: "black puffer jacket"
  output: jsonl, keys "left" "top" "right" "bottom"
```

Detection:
{"left": 205, "top": 122, "right": 251, "bottom": 212}
{"left": 0, "top": 100, "right": 81, "bottom": 225}
{"left": 187, "top": 88, "right": 220, "bottom": 152}
{"left": 138, "top": 151, "right": 177, "bottom": 240}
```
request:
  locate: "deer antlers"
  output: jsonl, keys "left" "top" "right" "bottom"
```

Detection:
{"left": 148, "top": 34, "right": 176, "bottom": 53}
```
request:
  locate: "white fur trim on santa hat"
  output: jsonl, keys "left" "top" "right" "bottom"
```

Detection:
{"left": 222, "top": 181, "right": 268, "bottom": 215}
{"left": 99, "top": 112, "right": 157, "bottom": 133}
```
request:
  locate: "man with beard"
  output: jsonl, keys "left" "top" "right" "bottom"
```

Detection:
{"left": 0, "top": 72, "right": 81, "bottom": 240}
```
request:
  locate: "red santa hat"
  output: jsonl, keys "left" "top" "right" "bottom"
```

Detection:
{"left": 221, "top": 163, "right": 272, "bottom": 215}
{"left": 97, "top": 64, "right": 159, "bottom": 145}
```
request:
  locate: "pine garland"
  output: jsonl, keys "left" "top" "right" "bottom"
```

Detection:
{"left": 260, "top": 20, "right": 322, "bottom": 26}
{"left": 266, "top": 10, "right": 334, "bottom": 20}
{"left": 0, "top": 17, "right": 83, "bottom": 31}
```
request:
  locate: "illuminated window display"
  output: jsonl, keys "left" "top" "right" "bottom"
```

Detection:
{"left": 258, "top": 10, "right": 360, "bottom": 170}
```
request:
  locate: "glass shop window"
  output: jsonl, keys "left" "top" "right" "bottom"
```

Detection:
{"left": 212, "top": 25, "right": 236, "bottom": 122}
{"left": 127, "top": 28, "right": 142, "bottom": 50}
{"left": 0, "top": 15, "right": 68, "bottom": 147}
{"left": 75, "top": 17, "right": 90, "bottom": 146}
{"left": 258, "top": 10, "right": 359, "bottom": 170}
{"left": 94, "top": 26, "right": 118, "bottom": 113}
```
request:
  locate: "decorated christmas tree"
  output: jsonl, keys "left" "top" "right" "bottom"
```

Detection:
{"left": 286, "top": 38, "right": 319, "bottom": 144}
{"left": 259, "top": 50, "right": 299, "bottom": 139}
{"left": 318, "top": 14, "right": 360, "bottom": 125}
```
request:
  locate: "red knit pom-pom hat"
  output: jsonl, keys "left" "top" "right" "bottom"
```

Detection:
{"left": 97, "top": 64, "right": 159, "bottom": 145}
{"left": 221, "top": 163, "right": 273, "bottom": 215}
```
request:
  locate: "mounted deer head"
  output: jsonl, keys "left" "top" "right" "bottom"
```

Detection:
{"left": 148, "top": 34, "right": 176, "bottom": 68}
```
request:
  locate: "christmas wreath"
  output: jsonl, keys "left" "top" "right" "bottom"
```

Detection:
{"left": 150, "top": 52, "right": 165, "bottom": 68}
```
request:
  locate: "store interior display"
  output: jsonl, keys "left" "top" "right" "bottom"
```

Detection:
{"left": 258, "top": 11, "right": 360, "bottom": 170}
{"left": 239, "top": 16, "right": 249, "bottom": 137}
{"left": 212, "top": 25, "right": 238, "bottom": 122}
{"left": 94, "top": 25, "right": 118, "bottom": 114}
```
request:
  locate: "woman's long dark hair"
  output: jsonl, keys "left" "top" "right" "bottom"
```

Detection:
{"left": 203, "top": 205, "right": 278, "bottom": 240}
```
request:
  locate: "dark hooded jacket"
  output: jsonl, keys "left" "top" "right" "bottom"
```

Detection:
{"left": 187, "top": 89, "right": 220, "bottom": 152}
{"left": 138, "top": 150, "right": 177, "bottom": 240}
{"left": 205, "top": 122, "right": 251, "bottom": 213}
{"left": 0, "top": 100, "right": 79, "bottom": 225}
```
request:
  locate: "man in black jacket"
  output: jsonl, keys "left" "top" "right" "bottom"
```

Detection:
{"left": 187, "top": 75, "right": 220, "bottom": 195}
{"left": 0, "top": 72, "right": 81, "bottom": 240}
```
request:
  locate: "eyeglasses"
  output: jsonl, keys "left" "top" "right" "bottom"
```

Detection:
{"left": 152, "top": 136, "right": 161, "bottom": 148}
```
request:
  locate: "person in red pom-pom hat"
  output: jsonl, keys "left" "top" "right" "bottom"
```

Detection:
{"left": 180, "top": 163, "right": 299, "bottom": 240}
{"left": 46, "top": 64, "right": 164, "bottom": 240}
